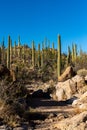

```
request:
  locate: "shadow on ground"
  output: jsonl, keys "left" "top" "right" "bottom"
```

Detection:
{"left": 28, "top": 96, "right": 77, "bottom": 108}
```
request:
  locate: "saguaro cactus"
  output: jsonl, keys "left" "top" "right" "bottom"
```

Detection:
{"left": 67, "top": 46, "right": 71, "bottom": 65}
{"left": 38, "top": 43, "right": 41, "bottom": 68}
{"left": 72, "top": 43, "right": 77, "bottom": 62}
{"left": 10, "top": 39, "right": 13, "bottom": 63}
{"left": 52, "top": 42, "right": 54, "bottom": 54}
{"left": 1, "top": 38, "right": 5, "bottom": 64}
{"left": 18, "top": 36, "right": 20, "bottom": 47}
{"left": 18, "top": 36, "right": 21, "bottom": 58}
{"left": 74, "top": 44, "right": 77, "bottom": 61}
{"left": 7, "top": 35, "right": 11, "bottom": 69}
{"left": 57, "top": 35, "right": 61, "bottom": 79}
{"left": 72, "top": 44, "right": 74, "bottom": 62}
{"left": 41, "top": 42, "right": 44, "bottom": 68}
{"left": 0, "top": 47, "right": 1, "bottom": 64}
{"left": 23, "top": 45, "right": 25, "bottom": 63}
{"left": 14, "top": 41, "right": 16, "bottom": 56}
{"left": 32, "top": 41, "right": 35, "bottom": 68}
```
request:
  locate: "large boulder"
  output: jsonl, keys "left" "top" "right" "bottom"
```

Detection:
{"left": 56, "top": 75, "right": 84, "bottom": 101}
{"left": 58, "top": 66, "right": 75, "bottom": 82}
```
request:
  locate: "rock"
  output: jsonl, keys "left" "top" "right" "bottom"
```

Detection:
{"left": 13, "top": 127, "right": 25, "bottom": 130}
{"left": 54, "top": 111, "right": 87, "bottom": 130}
{"left": 85, "top": 75, "right": 87, "bottom": 81}
{"left": 56, "top": 87, "right": 66, "bottom": 101}
{"left": 72, "top": 91, "right": 87, "bottom": 111}
{"left": 72, "top": 75, "right": 85, "bottom": 90}
{"left": 56, "top": 79, "right": 77, "bottom": 101}
{"left": 58, "top": 66, "right": 75, "bottom": 82}
{"left": 56, "top": 75, "right": 85, "bottom": 101}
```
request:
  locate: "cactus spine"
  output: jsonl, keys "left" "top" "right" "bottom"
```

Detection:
{"left": 57, "top": 35, "right": 61, "bottom": 79}
{"left": 7, "top": 36, "right": 11, "bottom": 69}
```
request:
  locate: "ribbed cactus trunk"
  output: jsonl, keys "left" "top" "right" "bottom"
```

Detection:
{"left": 32, "top": 41, "right": 35, "bottom": 68}
{"left": 18, "top": 36, "right": 21, "bottom": 58}
{"left": 23, "top": 45, "right": 25, "bottom": 63}
{"left": 38, "top": 43, "right": 41, "bottom": 68}
{"left": 57, "top": 35, "right": 61, "bottom": 79}
{"left": 1, "top": 38, "right": 5, "bottom": 64}
{"left": 14, "top": 41, "right": 16, "bottom": 56}
{"left": 72, "top": 44, "right": 77, "bottom": 62}
{"left": 67, "top": 46, "right": 71, "bottom": 65}
{"left": 52, "top": 42, "right": 54, "bottom": 54}
{"left": 41, "top": 42, "right": 44, "bottom": 67}
{"left": 41, "top": 49, "right": 44, "bottom": 68}
{"left": 48, "top": 40, "right": 50, "bottom": 49}
{"left": 0, "top": 47, "right": 1, "bottom": 64}
{"left": 7, "top": 36, "right": 11, "bottom": 69}
{"left": 72, "top": 44, "right": 74, "bottom": 62}
{"left": 10, "top": 39, "right": 13, "bottom": 63}
{"left": 74, "top": 44, "right": 77, "bottom": 61}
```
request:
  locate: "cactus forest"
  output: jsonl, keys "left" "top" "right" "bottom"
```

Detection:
{"left": 0, "top": 35, "right": 79, "bottom": 81}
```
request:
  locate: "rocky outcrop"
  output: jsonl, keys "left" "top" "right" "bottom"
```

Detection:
{"left": 54, "top": 111, "right": 87, "bottom": 130}
{"left": 72, "top": 91, "right": 87, "bottom": 111}
{"left": 56, "top": 75, "right": 85, "bottom": 101}
{"left": 58, "top": 66, "right": 75, "bottom": 82}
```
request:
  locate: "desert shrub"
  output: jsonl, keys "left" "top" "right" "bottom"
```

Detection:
{"left": 74, "top": 53, "right": 87, "bottom": 72}
{"left": 77, "top": 69, "right": 87, "bottom": 77}
{"left": 0, "top": 79, "right": 29, "bottom": 126}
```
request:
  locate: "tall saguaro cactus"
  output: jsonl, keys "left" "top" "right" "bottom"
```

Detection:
{"left": 74, "top": 44, "right": 77, "bottom": 61}
{"left": 67, "top": 46, "right": 71, "bottom": 65}
{"left": 0, "top": 47, "right": 1, "bottom": 64}
{"left": 14, "top": 41, "right": 16, "bottom": 56}
{"left": 32, "top": 41, "right": 35, "bottom": 68}
{"left": 18, "top": 36, "right": 21, "bottom": 58}
{"left": 57, "top": 35, "right": 61, "bottom": 79}
{"left": 72, "top": 44, "right": 74, "bottom": 62}
{"left": 38, "top": 43, "right": 41, "bottom": 68}
{"left": 1, "top": 38, "right": 5, "bottom": 64}
{"left": 10, "top": 39, "right": 13, "bottom": 63}
{"left": 7, "top": 35, "right": 11, "bottom": 69}
{"left": 41, "top": 42, "right": 44, "bottom": 68}
{"left": 52, "top": 42, "right": 54, "bottom": 54}
{"left": 72, "top": 43, "right": 77, "bottom": 62}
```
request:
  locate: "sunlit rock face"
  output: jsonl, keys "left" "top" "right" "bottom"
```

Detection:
{"left": 56, "top": 75, "right": 84, "bottom": 101}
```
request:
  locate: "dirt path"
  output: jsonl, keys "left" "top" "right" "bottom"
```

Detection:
{"left": 28, "top": 98, "right": 76, "bottom": 129}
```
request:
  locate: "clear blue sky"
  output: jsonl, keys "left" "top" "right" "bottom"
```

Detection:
{"left": 0, "top": 0, "right": 87, "bottom": 53}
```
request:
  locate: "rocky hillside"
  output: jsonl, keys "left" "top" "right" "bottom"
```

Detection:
{"left": 0, "top": 64, "right": 87, "bottom": 129}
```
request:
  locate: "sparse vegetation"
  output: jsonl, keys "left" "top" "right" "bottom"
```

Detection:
{"left": 0, "top": 35, "right": 87, "bottom": 129}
